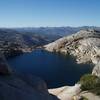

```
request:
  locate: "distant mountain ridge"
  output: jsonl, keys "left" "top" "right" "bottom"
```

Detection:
{"left": 0, "top": 26, "right": 100, "bottom": 57}
{"left": 12, "top": 26, "right": 100, "bottom": 36}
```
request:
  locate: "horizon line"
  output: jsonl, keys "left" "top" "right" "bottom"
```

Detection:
{"left": 0, "top": 25, "right": 100, "bottom": 29}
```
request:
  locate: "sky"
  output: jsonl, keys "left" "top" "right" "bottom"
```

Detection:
{"left": 0, "top": 0, "right": 100, "bottom": 27}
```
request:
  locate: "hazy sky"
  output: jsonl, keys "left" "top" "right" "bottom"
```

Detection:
{"left": 0, "top": 0, "right": 100, "bottom": 27}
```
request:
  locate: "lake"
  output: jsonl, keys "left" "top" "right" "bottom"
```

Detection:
{"left": 7, "top": 49, "right": 93, "bottom": 88}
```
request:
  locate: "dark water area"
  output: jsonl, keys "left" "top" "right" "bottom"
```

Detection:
{"left": 7, "top": 49, "right": 93, "bottom": 88}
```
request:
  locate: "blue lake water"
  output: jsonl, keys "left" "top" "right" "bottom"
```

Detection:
{"left": 7, "top": 49, "right": 93, "bottom": 88}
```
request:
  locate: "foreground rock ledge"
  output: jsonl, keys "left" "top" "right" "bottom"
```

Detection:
{"left": 49, "top": 84, "right": 81, "bottom": 100}
{"left": 0, "top": 74, "right": 59, "bottom": 100}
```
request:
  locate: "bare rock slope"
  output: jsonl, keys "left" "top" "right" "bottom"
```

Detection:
{"left": 45, "top": 29, "right": 100, "bottom": 64}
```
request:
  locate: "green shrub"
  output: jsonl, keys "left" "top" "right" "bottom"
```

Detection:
{"left": 79, "top": 74, "right": 100, "bottom": 95}
{"left": 80, "top": 74, "right": 99, "bottom": 90}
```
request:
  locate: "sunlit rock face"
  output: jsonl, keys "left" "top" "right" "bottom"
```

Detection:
{"left": 49, "top": 84, "right": 81, "bottom": 100}
{"left": 45, "top": 29, "right": 100, "bottom": 64}
{"left": 92, "top": 62, "right": 100, "bottom": 77}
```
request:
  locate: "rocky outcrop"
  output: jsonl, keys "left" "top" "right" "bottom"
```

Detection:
{"left": 44, "top": 29, "right": 100, "bottom": 65}
{"left": 49, "top": 84, "right": 81, "bottom": 100}
{"left": 92, "top": 62, "right": 100, "bottom": 77}
{"left": 0, "top": 74, "right": 59, "bottom": 100}
{"left": 0, "top": 52, "right": 12, "bottom": 75}
{"left": 49, "top": 85, "right": 100, "bottom": 100}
